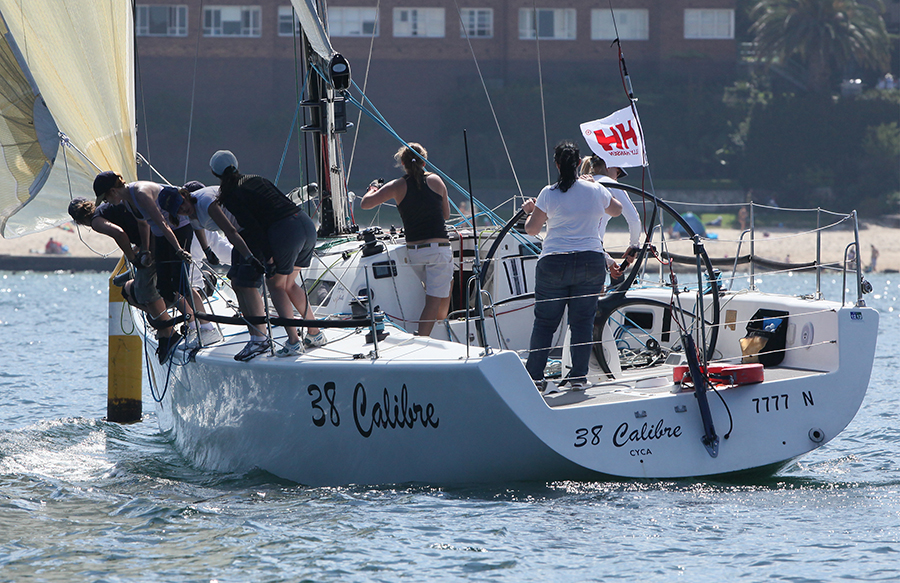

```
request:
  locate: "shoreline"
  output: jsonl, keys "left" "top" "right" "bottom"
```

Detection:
{"left": 1, "top": 220, "right": 896, "bottom": 273}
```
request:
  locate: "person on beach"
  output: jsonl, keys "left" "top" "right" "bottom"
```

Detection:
{"left": 208, "top": 150, "right": 324, "bottom": 361}
{"left": 360, "top": 143, "right": 452, "bottom": 337}
{"left": 67, "top": 197, "right": 182, "bottom": 363}
{"left": 869, "top": 244, "right": 879, "bottom": 272}
{"left": 522, "top": 141, "right": 622, "bottom": 394}
{"left": 580, "top": 155, "right": 641, "bottom": 289}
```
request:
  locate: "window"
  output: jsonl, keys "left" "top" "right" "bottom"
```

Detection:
{"left": 684, "top": 9, "right": 734, "bottom": 39}
{"left": 393, "top": 8, "right": 445, "bottom": 38}
{"left": 203, "top": 6, "right": 261, "bottom": 37}
{"left": 329, "top": 7, "right": 379, "bottom": 37}
{"left": 591, "top": 9, "right": 648, "bottom": 41}
{"left": 136, "top": 5, "right": 188, "bottom": 36}
{"left": 518, "top": 8, "right": 576, "bottom": 40}
{"left": 460, "top": 8, "right": 493, "bottom": 38}
{"left": 278, "top": 6, "right": 300, "bottom": 36}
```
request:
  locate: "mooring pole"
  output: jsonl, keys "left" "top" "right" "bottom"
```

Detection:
{"left": 107, "top": 257, "right": 142, "bottom": 422}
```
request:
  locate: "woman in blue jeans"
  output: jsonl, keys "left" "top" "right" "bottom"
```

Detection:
{"left": 522, "top": 141, "right": 622, "bottom": 392}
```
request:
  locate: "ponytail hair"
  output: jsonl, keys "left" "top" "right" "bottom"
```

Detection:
{"left": 553, "top": 140, "right": 580, "bottom": 193}
{"left": 394, "top": 142, "right": 428, "bottom": 188}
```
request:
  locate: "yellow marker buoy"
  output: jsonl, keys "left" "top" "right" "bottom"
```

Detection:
{"left": 107, "top": 257, "right": 142, "bottom": 422}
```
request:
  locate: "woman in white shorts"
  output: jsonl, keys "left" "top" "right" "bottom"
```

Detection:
{"left": 360, "top": 143, "right": 452, "bottom": 336}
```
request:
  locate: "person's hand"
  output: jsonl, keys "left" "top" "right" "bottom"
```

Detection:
{"left": 203, "top": 246, "right": 220, "bottom": 266}
{"left": 175, "top": 247, "right": 192, "bottom": 262}
{"left": 133, "top": 250, "right": 153, "bottom": 269}
{"left": 580, "top": 174, "right": 595, "bottom": 182}
{"left": 522, "top": 198, "right": 536, "bottom": 215}
{"left": 264, "top": 261, "right": 277, "bottom": 279}
{"left": 623, "top": 245, "right": 639, "bottom": 265}
{"left": 248, "top": 255, "right": 266, "bottom": 274}
{"left": 367, "top": 178, "right": 385, "bottom": 193}
{"left": 609, "top": 262, "right": 624, "bottom": 279}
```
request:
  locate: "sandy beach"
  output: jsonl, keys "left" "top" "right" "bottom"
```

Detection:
{"left": 1, "top": 219, "right": 896, "bottom": 273}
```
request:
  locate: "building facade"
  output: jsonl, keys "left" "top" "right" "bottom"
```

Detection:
{"left": 134, "top": 1, "right": 738, "bottom": 189}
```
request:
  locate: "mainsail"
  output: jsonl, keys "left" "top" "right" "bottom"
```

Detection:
{"left": 0, "top": 0, "right": 136, "bottom": 238}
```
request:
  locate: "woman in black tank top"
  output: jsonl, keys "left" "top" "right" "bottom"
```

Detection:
{"left": 360, "top": 143, "right": 452, "bottom": 336}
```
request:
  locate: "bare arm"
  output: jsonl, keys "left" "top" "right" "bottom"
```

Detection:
{"left": 360, "top": 178, "right": 406, "bottom": 210}
{"left": 90, "top": 217, "right": 137, "bottom": 262}
{"left": 208, "top": 202, "right": 254, "bottom": 259}
{"left": 133, "top": 185, "right": 186, "bottom": 254}
{"left": 522, "top": 198, "right": 547, "bottom": 236}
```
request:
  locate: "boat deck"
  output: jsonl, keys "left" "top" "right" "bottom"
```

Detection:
{"left": 543, "top": 365, "right": 825, "bottom": 408}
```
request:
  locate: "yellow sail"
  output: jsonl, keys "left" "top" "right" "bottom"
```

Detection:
{"left": 0, "top": 1, "right": 135, "bottom": 238}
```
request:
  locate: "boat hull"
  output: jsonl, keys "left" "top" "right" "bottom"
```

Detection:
{"left": 149, "top": 304, "right": 877, "bottom": 485}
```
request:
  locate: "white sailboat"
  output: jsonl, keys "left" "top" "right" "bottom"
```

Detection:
{"left": 0, "top": 0, "right": 879, "bottom": 485}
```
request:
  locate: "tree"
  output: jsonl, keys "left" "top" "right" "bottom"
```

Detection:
{"left": 750, "top": 0, "right": 891, "bottom": 93}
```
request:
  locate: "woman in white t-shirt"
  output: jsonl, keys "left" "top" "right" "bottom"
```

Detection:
{"left": 521, "top": 141, "right": 622, "bottom": 392}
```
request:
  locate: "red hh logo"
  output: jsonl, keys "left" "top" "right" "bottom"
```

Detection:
{"left": 580, "top": 106, "right": 647, "bottom": 168}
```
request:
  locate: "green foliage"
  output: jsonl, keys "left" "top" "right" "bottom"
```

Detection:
{"left": 749, "top": 0, "right": 891, "bottom": 93}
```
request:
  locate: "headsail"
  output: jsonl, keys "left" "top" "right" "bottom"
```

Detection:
{"left": 0, "top": 1, "right": 136, "bottom": 238}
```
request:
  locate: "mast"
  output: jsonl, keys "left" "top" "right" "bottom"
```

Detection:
{"left": 293, "top": 0, "right": 353, "bottom": 236}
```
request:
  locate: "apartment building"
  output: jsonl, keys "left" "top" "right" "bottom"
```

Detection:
{"left": 134, "top": 1, "right": 737, "bottom": 186}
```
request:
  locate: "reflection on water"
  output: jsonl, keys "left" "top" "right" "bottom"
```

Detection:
{"left": 0, "top": 271, "right": 898, "bottom": 582}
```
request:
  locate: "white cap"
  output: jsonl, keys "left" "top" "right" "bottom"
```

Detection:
{"left": 210, "top": 150, "right": 239, "bottom": 177}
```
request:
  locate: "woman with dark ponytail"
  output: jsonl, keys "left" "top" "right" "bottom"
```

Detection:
{"left": 521, "top": 140, "right": 623, "bottom": 393}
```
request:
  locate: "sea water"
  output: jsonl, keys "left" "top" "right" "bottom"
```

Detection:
{"left": 1, "top": 271, "right": 897, "bottom": 582}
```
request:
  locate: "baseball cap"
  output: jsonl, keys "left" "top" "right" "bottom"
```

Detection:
{"left": 158, "top": 186, "right": 184, "bottom": 218}
{"left": 611, "top": 167, "right": 628, "bottom": 178}
{"left": 93, "top": 171, "right": 119, "bottom": 201}
{"left": 210, "top": 150, "right": 239, "bottom": 178}
{"left": 182, "top": 180, "right": 206, "bottom": 193}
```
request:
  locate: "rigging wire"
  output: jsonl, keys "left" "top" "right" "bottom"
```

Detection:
{"left": 346, "top": 0, "right": 381, "bottom": 183}
{"left": 131, "top": 0, "right": 153, "bottom": 180}
{"left": 529, "top": 0, "right": 550, "bottom": 186}
{"left": 452, "top": 0, "right": 526, "bottom": 204}
{"left": 183, "top": 0, "right": 206, "bottom": 184}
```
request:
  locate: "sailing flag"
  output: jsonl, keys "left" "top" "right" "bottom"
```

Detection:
{"left": 580, "top": 106, "right": 648, "bottom": 168}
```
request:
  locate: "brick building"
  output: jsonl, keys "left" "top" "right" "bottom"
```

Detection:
{"left": 134, "top": 1, "right": 738, "bottom": 191}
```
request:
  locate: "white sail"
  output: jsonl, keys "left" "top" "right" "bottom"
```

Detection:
{"left": 289, "top": 0, "right": 336, "bottom": 64}
{"left": 0, "top": 0, "right": 135, "bottom": 238}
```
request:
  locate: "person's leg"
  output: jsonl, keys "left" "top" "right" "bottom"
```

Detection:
{"left": 525, "top": 254, "right": 571, "bottom": 381}
{"left": 566, "top": 252, "right": 606, "bottom": 383}
{"left": 416, "top": 246, "right": 453, "bottom": 337}
{"left": 267, "top": 272, "right": 301, "bottom": 345}
{"left": 418, "top": 295, "right": 447, "bottom": 336}
{"left": 234, "top": 285, "right": 267, "bottom": 338}
{"left": 283, "top": 268, "right": 320, "bottom": 335}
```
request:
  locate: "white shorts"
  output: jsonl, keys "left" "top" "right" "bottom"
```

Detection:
{"left": 407, "top": 245, "right": 453, "bottom": 298}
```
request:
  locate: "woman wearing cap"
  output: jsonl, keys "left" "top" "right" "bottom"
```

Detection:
{"left": 359, "top": 143, "right": 452, "bottom": 337}
{"left": 521, "top": 141, "right": 622, "bottom": 394}
{"left": 207, "top": 150, "right": 323, "bottom": 362}
{"left": 92, "top": 171, "right": 210, "bottom": 349}
{"left": 579, "top": 155, "right": 642, "bottom": 289}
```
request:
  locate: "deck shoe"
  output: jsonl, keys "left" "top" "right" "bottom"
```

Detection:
{"left": 540, "top": 380, "right": 561, "bottom": 396}
{"left": 157, "top": 332, "right": 182, "bottom": 364}
{"left": 234, "top": 339, "right": 270, "bottom": 362}
{"left": 275, "top": 340, "right": 303, "bottom": 357}
{"left": 199, "top": 327, "right": 223, "bottom": 346}
{"left": 568, "top": 380, "right": 592, "bottom": 391}
{"left": 303, "top": 331, "right": 327, "bottom": 348}
{"left": 113, "top": 271, "right": 133, "bottom": 287}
